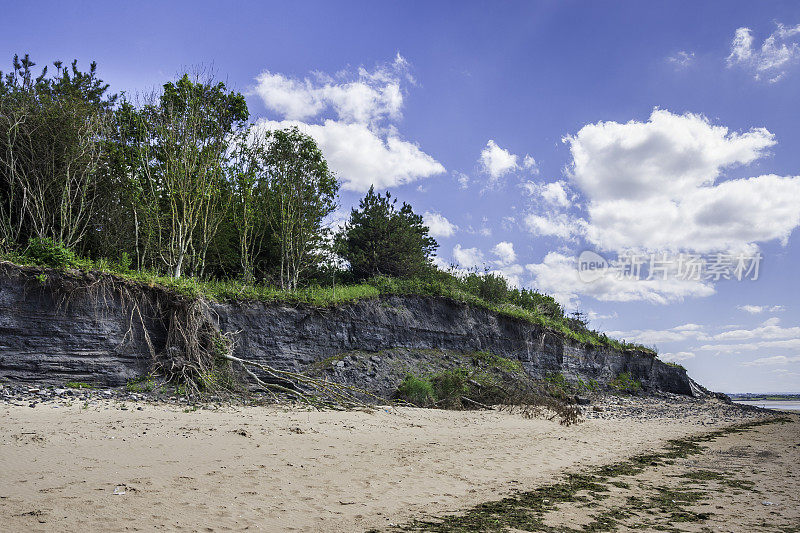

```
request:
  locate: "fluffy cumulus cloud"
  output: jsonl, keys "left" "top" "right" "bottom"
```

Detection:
{"left": 252, "top": 55, "right": 444, "bottom": 191}
{"left": 448, "top": 242, "right": 525, "bottom": 287}
{"left": 525, "top": 252, "right": 714, "bottom": 306}
{"left": 727, "top": 23, "right": 800, "bottom": 82}
{"left": 492, "top": 241, "right": 516, "bottom": 265}
{"left": 705, "top": 317, "right": 800, "bottom": 342}
{"left": 452, "top": 244, "right": 485, "bottom": 269}
{"left": 423, "top": 211, "right": 458, "bottom": 238}
{"left": 522, "top": 108, "right": 800, "bottom": 304}
{"left": 522, "top": 154, "right": 539, "bottom": 173}
{"left": 254, "top": 54, "right": 409, "bottom": 124}
{"left": 522, "top": 180, "right": 571, "bottom": 208}
{"left": 479, "top": 140, "right": 518, "bottom": 180}
{"left": 564, "top": 109, "right": 800, "bottom": 253}
{"left": 524, "top": 213, "right": 581, "bottom": 240}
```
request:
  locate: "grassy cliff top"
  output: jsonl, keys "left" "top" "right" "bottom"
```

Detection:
{"left": 1, "top": 251, "right": 657, "bottom": 357}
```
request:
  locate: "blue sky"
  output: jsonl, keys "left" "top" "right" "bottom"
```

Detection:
{"left": 4, "top": 1, "right": 800, "bottom": 393}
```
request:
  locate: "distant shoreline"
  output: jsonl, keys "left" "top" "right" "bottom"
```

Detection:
{"left": 733, "top": 399, "right": 800, "bottom": 411}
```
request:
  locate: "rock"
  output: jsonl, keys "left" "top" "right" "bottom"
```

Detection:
{"left": 0, "top": 264, "right": 697, "bottom": 397}
{"left": 575, "top": 396, "right": 591, "bottom": 405}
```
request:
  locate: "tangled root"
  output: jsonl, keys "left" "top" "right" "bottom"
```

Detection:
{"left": 157, "top": 297, "right": 384, "bottom": 408}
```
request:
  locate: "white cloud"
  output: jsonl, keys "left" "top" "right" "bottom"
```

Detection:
{"left": 587, "top": 310, "right": 618, "bottom": 322}
{"left": 607, "top": 324, "right": 708, "bottom": 345}
{"left": 523, "top": 180, "right": 572, "bottom": 208}
{"left": 564, "top": 109, "right": 800, "bottom": 253}
{"left": 737, "top": 304, "right": 786, "bottom": 314}
{"left": 661, "top": 351, "right": 696, "bottom": 362}
{"left": 727, "top": 23, "right": 800, "bottom": 82}
{"left": 522, "top": 154, "right": 539, "bottom": 174}
{"left": 452, "top": 244, "right": 485, "bottom": 269}
{"left": 525, "top": 252, "right": 714, "bottom": 306}
{"left": 742, "top": 355, "right": 800, "bottom": 367}
{"left": 492, "top": 241, "right": 516, "bottom": 265}
{"left": 254, "top": 53, "right": 409, "bottom": 124}
{"left": 490, "top": 263, "right": 524, "bottom": 288}
{"left": 453, "top": 171, "right": 470, "bottom": 189}
{"left": 706, "top": 318, "right": 800, "bottom": 342}
{"left": 480, "top": 140, "right": 518, "bottom": 181}
{"left": 256, "top": 119, "right": 444, "bottom": 191}
{"left": 667, "top": 51, "right": 695, "bottom": 68}
{"left": 252, "top": 55, "right": 444, "bottom": 192}
{"left": 424, "top": 211, "right": 458, "bottom": 238}
{"left": 518, "top": 109, "right": 800, "bottom": 304}
{"left": 524, "top": 213, "right": 581, "bottom": 240}
{"left": 699, "top": 338, "right": 800, "bottom": 355}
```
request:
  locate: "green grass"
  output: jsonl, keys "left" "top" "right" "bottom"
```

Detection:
{"left": 125, "top": 375, "right": 156, "bottom": 393}
{"left": 64, "top": 381, "right": 94, "bottom": 389}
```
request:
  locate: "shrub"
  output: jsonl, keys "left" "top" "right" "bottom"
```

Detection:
{"left": 395, "top": 374, "right": 436, "bottom": 406}
{"left": 544, "top": 372, "right": 573, "bottom": 399}
{"left": 22, "top": 237, "right": 78, "bottom": 269}
{"left": 462, "top": 271, "right": 509, "bottom": 304}
{"left": 431, "top": 368, "right": 470, "bottom": 407}
{"left": 117, "top": 251, "right": 132, "bottom": 272}
{"left": 609, "top": 372, "right": 642, "bottom": 394}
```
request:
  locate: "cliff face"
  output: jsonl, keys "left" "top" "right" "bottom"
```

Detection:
{"left": 0, "top": 266, "right": 164, "bottom": 386}
{"left": 0, "top": 266, "right": 693, "bottom": 395}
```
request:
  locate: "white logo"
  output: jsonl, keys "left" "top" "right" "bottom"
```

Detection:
{"left": 577, "top": 250, "right": 608, "bottom": 283}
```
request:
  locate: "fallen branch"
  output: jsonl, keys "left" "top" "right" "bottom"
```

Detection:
{"left": 460, "top": 396, "right": 495, "bottom": 410}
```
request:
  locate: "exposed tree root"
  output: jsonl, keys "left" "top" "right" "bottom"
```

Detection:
{"left": 156, "top": 296, "right": 386, "bottom": 408}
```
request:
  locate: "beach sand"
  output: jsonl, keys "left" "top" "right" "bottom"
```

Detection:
{"left": 0, "top": 394, "right": 795, "bottom": 532}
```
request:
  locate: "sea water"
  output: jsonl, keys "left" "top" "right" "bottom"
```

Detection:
{"left": 734, "top": 400, "right": 800, "bottom": 411}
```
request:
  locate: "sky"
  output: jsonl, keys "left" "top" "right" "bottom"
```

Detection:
{"left": 3, "top": 1, "right": 800, "bottom": 393}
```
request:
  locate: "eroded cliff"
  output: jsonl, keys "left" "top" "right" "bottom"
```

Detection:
{"left": 0, "top": 264, "right": 695, "bottom": 396}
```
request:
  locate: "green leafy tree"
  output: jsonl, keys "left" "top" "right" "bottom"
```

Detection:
{"left": 136, "top": 72, "right": 248, "bottom": 278}
{"left": 0, "top": 54, "right": 115, "bottom": 251}
{"left": 259, "top": 127, "right": 338, "bottom": 290}
{"left": 229, "top": 129, "right": 270, "bottom": 283}
{"left": 336, "top": 186, "right": 438, "bottom": 280}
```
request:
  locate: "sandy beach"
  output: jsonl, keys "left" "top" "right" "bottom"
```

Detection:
{"left": 1, "top": 392, "right": 796, "bottom": 532}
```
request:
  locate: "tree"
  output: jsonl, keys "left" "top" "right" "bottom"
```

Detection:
{"left": 137, "top": 73, "right": 248, "bottom": 278}
{"left": 336, "top": 186, "right": 438, "bottom": 280}
{"left": 229, "top": 129, "right": 269, "bottom": 283}
{"left": 259, "top": 127, "right": 338, "bottom": 290}
{"left": 0, "top": 55, "right": 115, "bottom": 251}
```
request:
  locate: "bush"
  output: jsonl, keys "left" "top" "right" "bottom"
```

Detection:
{"left": 462, "top": 271, "right": 509, "bottom": 304}
{"left": 22, "top": 237, "right": 78, "bottom": 269}
{"left": 609, "top": 372, "right": 642, "bottom": 394}
{"left": 396, "top": 374, "right": 436, "bottom": 406}
{"left": 431, "top": 368, "right": 470, "bottom": 407}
